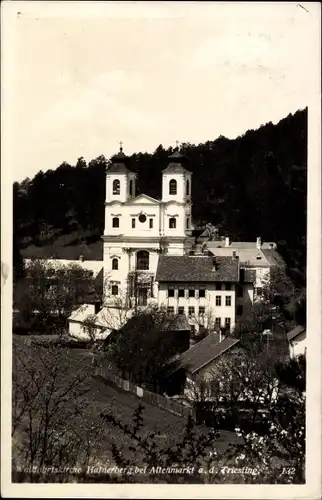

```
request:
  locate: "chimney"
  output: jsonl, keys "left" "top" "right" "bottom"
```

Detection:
{"left": 256, "top": 237, "right": 262, "bottom": 249}
{"left": 225, "top": 236, "right": 230, "bottom": 247}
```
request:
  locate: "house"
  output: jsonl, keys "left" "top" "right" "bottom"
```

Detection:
{"left": 176, "top": 333, "right": 240, "bottom": 381}
{"left": 287, "top": 325, "right": 306, "bottom": 357}
{"left": 68, "top": 303, "right": 133, "bottom": 340}
{"left": 155, "top": 253, "right": 254, "bottom": 332}
{"left": 197, "top": 233, "right": 284, "bottom": 298}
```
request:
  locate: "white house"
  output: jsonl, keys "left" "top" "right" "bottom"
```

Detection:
{"left": 287, "top": 325, "right": 306, "bottom": 357}
{"left": 198, "top": 234, "right": 284, "bottom": 298}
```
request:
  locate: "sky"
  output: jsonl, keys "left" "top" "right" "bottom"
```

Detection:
{"left": 3, "top": 1, "right": 321, "bottom": 181}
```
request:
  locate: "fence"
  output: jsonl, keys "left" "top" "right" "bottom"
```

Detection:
{"left": 94, "top": 365, "right": 193, "bottom": 419}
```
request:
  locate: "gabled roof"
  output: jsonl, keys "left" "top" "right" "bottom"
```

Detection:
{"left": 287, "top": 325, "right": 306, "bottom": 342}
{"left": 163, "top": 313, "right": 191, "bottom": 331}
{"left": 177, "top": 333, "right": 240, "bottom": 374}
{"left": 125, "top": 193, "right": 160, "bottom": 205}
{"left": 155, "top": 255, "right": 239, "bottom": 282}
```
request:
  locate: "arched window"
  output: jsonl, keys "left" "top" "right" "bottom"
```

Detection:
{"left": 113, "top": 179, "right": 120, "bottom": 195}
{"left": 112, "top": 258, "right": 118, "bottom": 270}
{"left": 136, "top": 250, "right": 149, "bottom": 270}
{"left": 186, "top": 179, "right": 190, "bottom": 196}
{"left": 169, "top": 179, "right": 177, "bottom": 195}
{"left": 112, "top": 217, "right": 119, "bottom": 228}
{"left": 169, "top": 218, "right": 176, "bottom": 229}
{"left": 129, "top": 180, "right": 133, "bottom": 196}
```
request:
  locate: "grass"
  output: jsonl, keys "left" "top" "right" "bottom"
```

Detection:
{"left": 21, "top": 230, "right": 103, "bottom": 261}
{"left": 12, "top": 340, "right": 240, "bottom": 481}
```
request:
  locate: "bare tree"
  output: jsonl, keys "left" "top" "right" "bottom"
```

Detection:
{"left": 12, "top": 341, "right": 105, "bottom": 482}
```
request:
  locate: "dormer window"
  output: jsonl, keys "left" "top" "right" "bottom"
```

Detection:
{"left": 113, "top": 179, "right": 120, "bottom": 195}
{"left": 169, "top": 179, "right": 177, "bottom": 195}
{"left": 169, "top": 218, "right": 176, "bottom": 229}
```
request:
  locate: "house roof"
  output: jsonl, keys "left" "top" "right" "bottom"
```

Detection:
{"left": 163, "top": 313, "right": 191, "bottom": 331}
{"left": 176, "top": 333, "right": 240, "bottom": 374}
{"left": 155, "top": 255, "right": 239, "bottom": 282}
{"left": 206, "top": 245, "right": 283, "bottom": 268}
{"left": 287, "top": 325, "right": 306, "bottom": 342}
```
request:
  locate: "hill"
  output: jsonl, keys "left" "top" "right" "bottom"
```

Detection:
{"left": 13, "top": 108, "right": 307, "bottom": 281}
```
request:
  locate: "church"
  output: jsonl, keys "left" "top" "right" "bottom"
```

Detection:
{"left": 103, "top": 144, "right": 194, "bottom": 309}
{"left": 65, "top": 144, "right": 284, "bottom": 339}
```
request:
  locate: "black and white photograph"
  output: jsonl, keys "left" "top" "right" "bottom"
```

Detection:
{"left": 1, "top": 1, "right": 321, "bottom": 498}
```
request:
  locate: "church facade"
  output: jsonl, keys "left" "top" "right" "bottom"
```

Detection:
{"left": 102, "top": 147, "right": 193, "bottom": 308}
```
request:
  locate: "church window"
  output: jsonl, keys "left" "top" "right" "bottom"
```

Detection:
{"left": 186, "top": 217, "right": 190, "bottom": 229}
{"left": 132, "top": 218, "right": 136, "bottom": 228}
{"left": 169, "top": 179, "right": 177, "bottom": 195}
{"left": 112, "top": 258, "right": 118, "bottom": 270}
{"left": 129, "top": 180, "right": 133, "bottom": 196}
{"left": 113, "top": 179, "right": 120, "bottom": 195}
{"left": 136, "top": 250, "right": 149, "bottom": 271}
{"left": 169, "top": 218, "right": 176, "bottom": 229}
{"left": 139, "top": 213, "right": 147, "bottom": 223}
{"left": 138, "top": 287, "right": 148, "bottom": 306}
{"left": 186, "top": 179, "right": 190, "bottom": 196}
{"left": 111, "top": 284, "right": 118, "bottom": 296}
{"left": 149, "top": 218, "right": 153, "bottom": 228}
{"left": 112, "top": 217, "right": 119, "bottom": 228}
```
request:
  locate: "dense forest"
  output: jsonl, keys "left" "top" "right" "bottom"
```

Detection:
{"left": 13, "top": 108, "right": 307, "bottom": 283}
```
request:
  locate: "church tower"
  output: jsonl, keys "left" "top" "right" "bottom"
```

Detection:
{"left": 161, "top": 149, "right": 193, "bottom": 254}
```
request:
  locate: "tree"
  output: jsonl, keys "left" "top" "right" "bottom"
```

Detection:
{"left": 105, "top": 305, "right": 183, "bottom": 392}
{"left": 19, "top": 259, "right": 97, "bottom": 335}
{"left": 184, "top": 348, "right": 305, "bottom": 483}
{"left": 12, "top": 341, "right": 105, "bottom": 482}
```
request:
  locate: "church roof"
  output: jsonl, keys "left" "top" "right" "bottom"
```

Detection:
{"left": 162, "top": 149, "right": 191, "bottom": 174}
{"left": 155, "top": 255, "right": 239, "bottom": 282}
{"left": 108, "top": 146, "right": 135, "bottom": 174}
{"left": 107, "top": 162, "right": 133, "bottom": 174}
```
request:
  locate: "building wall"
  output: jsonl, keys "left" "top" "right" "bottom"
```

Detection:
{"left": 289, "top": 332, "right": 306, "bottom": 357}
{"left": 158, "top": 282, "right": 237, "bottom": 331}
{"left": 236, "top": 283, "right": 254, "bottom": 323}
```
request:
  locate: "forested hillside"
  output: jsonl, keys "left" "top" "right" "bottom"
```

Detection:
{"left": 13, "top": 108, "right": 307, "bottom": 281}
